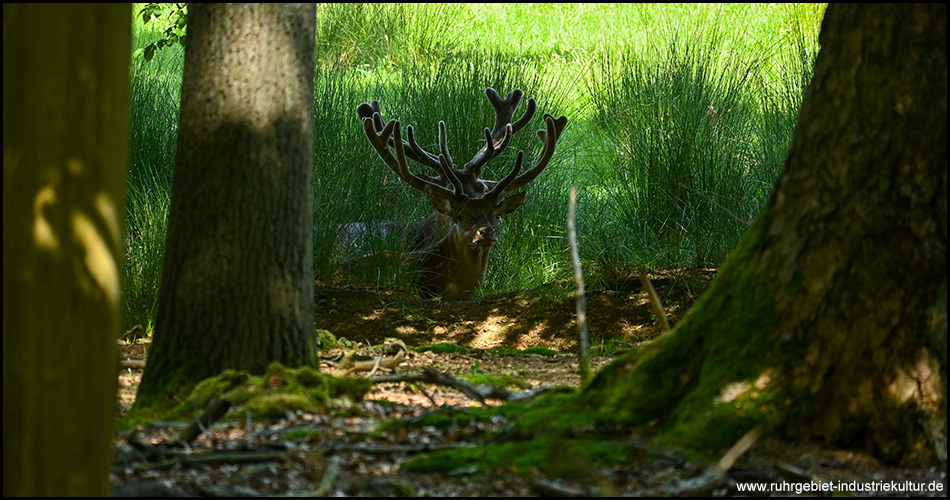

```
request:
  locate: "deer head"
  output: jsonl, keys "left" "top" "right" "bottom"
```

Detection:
{"left": 357, "top": 88, "right": 567, "bottom": 299}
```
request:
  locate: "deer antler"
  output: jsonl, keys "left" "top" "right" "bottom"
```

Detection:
{"left": 357, "top": 89, "right": 566, "bottom": 202}
{"left": 358, "top": 113, "right": 457, "bottom": 200}
{"left": 358, "top": 101, "right": 438, "bottom": 170}
{"left": 462, "top": 88, "right": 537, "bottom": 178}
{"left": 358, "top": 101, "right": 464, "bottom": 192}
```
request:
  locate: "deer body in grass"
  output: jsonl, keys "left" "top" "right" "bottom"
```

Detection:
{"left": 357, "top": 88, "right": 567, "bottom": 299}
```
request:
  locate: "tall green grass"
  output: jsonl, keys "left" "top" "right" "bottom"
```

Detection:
{"left": 581, "top": 7, "right": 819, "bottom": 278}
{"left": 314, "top": 3, "right": 465, "bottom": 71}
{"left": 122, "top": 23, "right": 183, "bottom": 334}
{"left": 590, "top": 34, "right": 769, "bottom": 270}
{"left": 123, "top": 3, "right": 824, "bottom": 332}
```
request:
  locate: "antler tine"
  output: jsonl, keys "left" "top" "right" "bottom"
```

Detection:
{"left": 463, "top": 88, "right": 537, "bottom": 176}
{"left": 487, "top": 113, "right": 568, "bottom": 199}
{"left": 405, "top": 120, "right": 468, "bottom": 190}
{"left": 477, "top": 124, "right": 514, "bottom": 168}
{"left": 438, "top": 153, "right": 464, "bottom": 197}
{"left": 357, "top": 101, "right": 394, "bottom": 141}
{"left": 358, "top": 100, "right": 444, "bottom": 172}
{"left": 488, "top": 88, "right": 537, "bottom": 138}
{"left": 406, "top": 126, "right": 442, "bottom": 171}
{"left": 437, "top": 121, "right": 455, "bottom": 174}
{"left": 507, "top": 94, "right": 537, "bottom": 135}
{"left": 356, "top": 100, "right": 381, "bottom": 122}
{"left": 492, "top": 150, "right": 525, "bottom": 191}
{"left": 360, "top": 115, "right": 455, "bottom": 199}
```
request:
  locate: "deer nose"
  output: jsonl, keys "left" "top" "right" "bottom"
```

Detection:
{"left": 476, "top": 227, "right": 497, "bottom": 242}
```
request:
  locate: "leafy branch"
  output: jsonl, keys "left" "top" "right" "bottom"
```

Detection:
{"left": 133, "top": 3, "right": 188, "bottom": 62}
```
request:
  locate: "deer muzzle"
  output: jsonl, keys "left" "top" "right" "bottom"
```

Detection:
{"left": 474, "top": 226, "right": 498, "bottom": 247}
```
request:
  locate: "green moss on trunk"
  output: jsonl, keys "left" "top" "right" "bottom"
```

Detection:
{"left": 573, "top": 212, "right": 793, "bottom": 452}
{"left": 120, "top": 363, "right": 372, "bottom": 429}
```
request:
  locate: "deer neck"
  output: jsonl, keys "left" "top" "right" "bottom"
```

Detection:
{"left": 421, "top": 223, "right": 492, "bottom": 299}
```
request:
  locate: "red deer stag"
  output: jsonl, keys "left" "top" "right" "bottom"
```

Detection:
{"left": 356, "top": 88, "right": 567, "bottom": 299}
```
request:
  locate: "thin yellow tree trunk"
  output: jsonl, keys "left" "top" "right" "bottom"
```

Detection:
{"left": 3, "top": 4, "right": 130, "bottom": 495}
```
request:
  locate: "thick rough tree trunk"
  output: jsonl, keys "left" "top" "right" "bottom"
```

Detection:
{"left": 583, "top": 3, "right": 946, "bottom": 466}
{"left": 137, "top": 4, "right": 318, "bottom": 405}
{"left": 3, "top": 4, "right": 130, "bottom": 495}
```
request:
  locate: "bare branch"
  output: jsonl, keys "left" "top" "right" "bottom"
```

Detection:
{"left": 568, "top": 186, "right": 590, "bottom": 385}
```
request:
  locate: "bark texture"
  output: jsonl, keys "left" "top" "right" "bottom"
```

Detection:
{"left": 3, "top": 4, "right": 130, "bottom": 495}
{"left": 583, "top": 3, "right": 946, "bottom": 466}
{"left": 763, "top": 2, "right": 946, "bottom": 465}
{"left": 137, "top": 4, "right": 318, "bottom": 405}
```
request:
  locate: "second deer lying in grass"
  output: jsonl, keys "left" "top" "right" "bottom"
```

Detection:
{"left": 357, "top": 88, "right": 567, "bottom": 299}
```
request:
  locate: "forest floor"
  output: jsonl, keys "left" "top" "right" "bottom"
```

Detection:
{"left": 113, "top": 269, "right": 946, "bottom": 497}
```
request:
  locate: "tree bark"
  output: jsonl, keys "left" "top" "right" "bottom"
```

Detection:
{"left": 136, "top": 4, "right": 318, "bottom": 405}
{"left": 582, "top": 3, "right": 946, "bottom": 466}
{"left": 3, "top": 4, "right": 130, "bottom": 495}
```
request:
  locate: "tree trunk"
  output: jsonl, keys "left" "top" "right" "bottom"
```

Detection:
{"left": 136, "top": 4, "right": 318, "bottom": 406}
{"left": 3, "top": 4, "right": 130, "bottom": 495}
{"left": 582, "top": 3, "right": 946, "bottom": 466}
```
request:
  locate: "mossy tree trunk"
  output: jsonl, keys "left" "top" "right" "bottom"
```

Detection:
{"left": 582, "top": 3, "right": 946, "bottom": 466}
{"left": 3, "top": 4, "right": 130, "bottom": 495}
{"left": 136, "top": 4, "right": 319, "bottom": 407}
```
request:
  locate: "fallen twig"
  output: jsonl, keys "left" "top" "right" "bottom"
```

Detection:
{"left": 330, "top": 338, "right": 407, "bottom": 377}
{"left": 371, "top": 368, "right": 554, "bottom": 403}
{"left": 120, "top": 358, "right": 147, "bottom": 369}
{"left": 149, "top": 449, "right": 291, "bottom": 471}
{"left": 326, "top": 441, "right": 476, "bottom": 455}
{"left": 530, "top": 477, "right": 592, "bottom": 497}
{"left": 635, "top": 425, "right": 764, "bottom": 497}
{"left": 312, "top": 455, "right": 343, "bottom": 496}
{"left": 177, "top": 398, "right": 232, "bottom": 444}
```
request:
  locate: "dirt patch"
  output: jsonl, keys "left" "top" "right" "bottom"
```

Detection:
{"left": 312, "top": 268, "right": 714, "bottom": 352}
{"left": 114, "top": 270, "right": 945, "bottom": 496}
{"left": 117, "top": 269, "right": 712, "bottom": 414}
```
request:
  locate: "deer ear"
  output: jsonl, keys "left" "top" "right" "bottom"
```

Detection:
{"left": 427, "top": 190, "right": 456, "bottom": 216}
{"left": 497, "top": 191, "right": 526, "bottom": 215}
